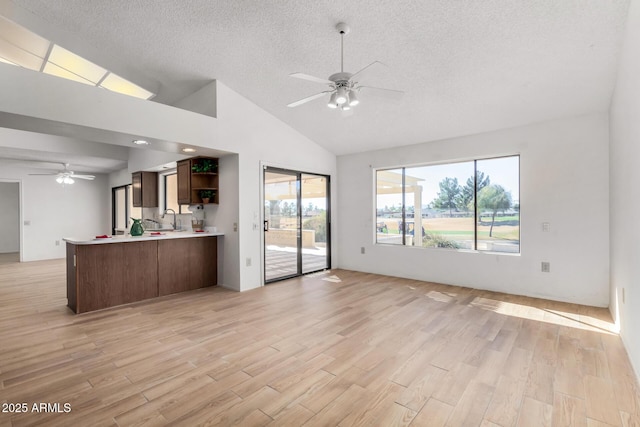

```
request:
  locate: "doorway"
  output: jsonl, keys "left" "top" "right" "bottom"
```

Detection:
{"left": 111, "top": 184, "right": 142, "bottom": 235}
{"left": 0, "top": 181, "right": 20, "bottom": 263}
{"left": 263, "top": 166, "right": 330, "bottom": 283}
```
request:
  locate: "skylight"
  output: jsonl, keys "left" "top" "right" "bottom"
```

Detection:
{"left": 0, "top": 15, "right": 155, "bottom": 100}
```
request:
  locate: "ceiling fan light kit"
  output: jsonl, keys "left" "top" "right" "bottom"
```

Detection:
{"left": 29, "top": 162, "right": 95, "bottom": 185}
{"left": 348, "top": 90, "right": 359, "bottom": 106}
{"left": 335, "top": 86, "right": 348, "bottom": 105}
{"left": 328, "top": 92, "right": 338, "bottom": 108}
{"left": 287, "top": 22, "right": 404, "bottom": 111}
{"left": 56, "top": 176, "right": 74, "bottom": 185}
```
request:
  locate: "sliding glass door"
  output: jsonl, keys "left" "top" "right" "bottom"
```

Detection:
{"left": 263, "top": 167, "right": 330, "bottom": 283}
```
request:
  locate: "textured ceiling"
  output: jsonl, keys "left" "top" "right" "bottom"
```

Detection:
{"left": 4, "top": 0, "right": 632, "bottom": 156}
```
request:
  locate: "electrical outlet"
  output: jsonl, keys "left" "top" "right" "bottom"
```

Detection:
{"left": 361, "top": 247, "right": 365, "bottom": 254}
{"left": 541, "top": 262, "right": 550, "bottom": 273}
{"left": 233, "top": 222, "right": 238, "bottom": 232}
{"left": 246, "top": 257, "right": 251, "bottom": 267}
{"left": 55, "top": 240, "right": 60, "bottom": 246}
{"left": 542, "top": 222, "right": 550, "bottom": 232}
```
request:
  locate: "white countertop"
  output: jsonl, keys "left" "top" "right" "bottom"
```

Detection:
{"left": 64, "top": 231, "right": 224, "bottom": 245}
{"left": 114, "top": 227, "right": 176, "bottom": 232}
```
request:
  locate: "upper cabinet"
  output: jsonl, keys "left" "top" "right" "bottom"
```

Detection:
{"left": 177, "top": 157, "right": 219, "bottom": 205}
{"left": 132, "top": 171, "right": 158, "bottom": 207}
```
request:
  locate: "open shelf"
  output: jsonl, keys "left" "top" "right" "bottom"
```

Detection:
{"left": 177, "top": 157, "right": 219, "bottom": 205}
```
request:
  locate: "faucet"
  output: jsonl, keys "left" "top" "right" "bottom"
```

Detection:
{"left": 162, "top": 209, "right": 177, "bottom": 230}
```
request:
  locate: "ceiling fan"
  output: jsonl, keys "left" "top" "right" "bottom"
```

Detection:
{"left": 28, "top": 163, "right": 95, "bottom": 184}
{"left": 287, "top": 22, "right": 404, "bottom": 111}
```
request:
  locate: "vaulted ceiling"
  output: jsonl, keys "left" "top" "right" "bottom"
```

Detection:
{"left": 2, "top": 0, "right": 632, "bottom": 157}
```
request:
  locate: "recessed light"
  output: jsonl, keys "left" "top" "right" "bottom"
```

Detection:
{"left": 132, "top": 139, "right": 149, "bottom": 145}
{"left": 182, "top": 148, "right": 196, "bottom": 153}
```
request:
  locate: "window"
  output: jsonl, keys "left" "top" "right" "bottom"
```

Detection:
{"left": 164, "top": 173, "right": 181, "bottom": 213}
{"left": 376, "top": 155, "right": 519, "bottom": 253}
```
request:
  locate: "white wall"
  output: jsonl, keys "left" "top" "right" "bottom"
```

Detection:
{"left": 0, "top": 63, "right": 217, "bottom": 149}
{"left": 203, "top": 153, "right": 240, "bottom": 290}
{"left": 0, "top": 166, "right": 109, "bottom": 261}
{"left": 173, "top": 81, "right": 217, "bottom": 118}
{"left": 215, "top": 82, "right": 337, "bottom": 291}
{"left": 0, "top": 64, "right": 337, "bottom": 291}
{"left": 338, "top": 113, "right": 610, "bottom": 307}
{"left": 610, "top": 0, "right": 640, "bottom": 378}
{"left": 0, "top": 181, "right": 19, "bottom": 253}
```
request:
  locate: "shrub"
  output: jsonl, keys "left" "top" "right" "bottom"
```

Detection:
{"left": 303, "top": 211, "right": 327, "bottom": 243}
{"left": 422, "top": 232, "right": 461, "bottom": 249}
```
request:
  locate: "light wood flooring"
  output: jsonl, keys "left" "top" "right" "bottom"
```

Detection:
{"left": 1, "top": 258, "right": 639, "bottom": 426}
{"left": 0, "top": 253, "right": 19, "bottom": 264}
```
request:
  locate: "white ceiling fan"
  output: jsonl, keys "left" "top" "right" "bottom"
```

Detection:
{"left": 28, "top": 163, "right": 95, "bottom": 184}
{"left": 287, "top": 22, "right": 404, "bottom": 111}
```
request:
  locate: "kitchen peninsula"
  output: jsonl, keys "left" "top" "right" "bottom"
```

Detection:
{"left": 64, "top": 232, "right": 223, "bottom": 313}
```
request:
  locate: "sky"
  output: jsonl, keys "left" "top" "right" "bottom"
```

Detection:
{"left": 377, "top": 156, "right": 520, "bottom": 209}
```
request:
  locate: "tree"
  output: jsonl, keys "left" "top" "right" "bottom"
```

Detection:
{"left": 432, "top": 177, "right": 461, "bottom": 217}
{"left": 477, "top": 185, "right": 512, "bottom": 237}
{"left": 281, "top": 201, "right": 293, "bottom": 217}
{"left": 458, "top": 171, "right": 490, "bottom": 212}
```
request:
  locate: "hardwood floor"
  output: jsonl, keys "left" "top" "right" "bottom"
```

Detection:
{"left": 1, "top": 258, "right": 639, "bottom": 426}
{"left": 0, "top": 253, "right": 19, "bottom": 264}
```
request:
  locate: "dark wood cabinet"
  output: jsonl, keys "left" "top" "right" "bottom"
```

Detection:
{"left": 132, "top": 171, "right": 158, "bottom": 207}
{"left": 177, "top": 157, "right": 219, "bottom": 205}
{"left": 177, "top": 160, "right": 191, "bottom": 204}
{"left": 158, "top": 236, "right": 217, "bottom": 296}
{"left": 68, "top": 241, "right": 158, "bottom": 313}
{"left": 66, "top": 236, "right": 218, "bottom": 313}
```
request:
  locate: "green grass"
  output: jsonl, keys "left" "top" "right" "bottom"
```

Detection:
{"left": 478, "top": 215, "right": 520, "bottom": 222}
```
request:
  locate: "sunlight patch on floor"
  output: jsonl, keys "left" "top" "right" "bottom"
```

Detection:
{"left": 470, "top": 296, "right": 616, "bottom": 334}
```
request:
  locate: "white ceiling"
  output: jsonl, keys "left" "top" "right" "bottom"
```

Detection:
{"left": 0, "top": 126, "right": 129, "bottom": 173}
{"left": 2, "top": 0, "right": 632, "bottom": 157}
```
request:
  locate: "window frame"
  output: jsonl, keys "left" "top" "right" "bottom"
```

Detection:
{"left": 374, "top": 154, "right": 520, "bottom": 254}
{"left": 160, "top": 170, "right": 183, "bottom": 214}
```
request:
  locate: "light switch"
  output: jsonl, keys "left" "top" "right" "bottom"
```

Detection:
{"left": 542, "top": 222, "right": 550, "bottom": 232}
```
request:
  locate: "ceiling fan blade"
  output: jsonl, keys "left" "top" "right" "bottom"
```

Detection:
{"left": 350, "top": 61, "right": 386, "bottom": 82}
{"left": 289, "top": 72, "right": 333, "bottom": 85}
{"left": 28, "top": 173, "right": 59, "bottom": 176}
{"left": 358, "top": 85, "right": 405, "bottom": 100}
{"left": 287, "top": 91, "right": 330, "bottom": 108}
{"left": 72, "top": 175, "right": 95, "bottom": 180}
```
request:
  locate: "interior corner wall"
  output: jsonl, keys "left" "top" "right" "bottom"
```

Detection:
{"left": 215, "top": 82, "right": 337, "bottom": 292}
{"left": 337, "top": 113, "right": 610, "bottom": 307}
{"left": 610, "top": 0, "right": 640, "bottom": 380}
{"left": 0, "top": 166, "right": 109, "bottom": 261}
{"left": 0, "top": 182, "right": 19, "bottom": 253}
{"left": 172, "top": 81, "right": 217, "bottom": 118}
{"left": 203, "top": 153, "right": 240, "bottom": 290}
